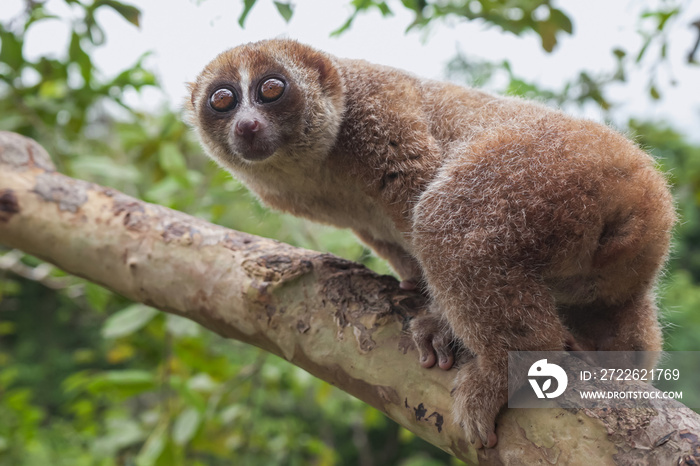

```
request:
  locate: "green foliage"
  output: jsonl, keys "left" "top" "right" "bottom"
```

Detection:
{"left": 446, "top": 51, "right": 625, "bottom": 110}
{"left": 0, "top": 1, "right": 153, "bottom": 164}
{"left": 1, "top": 0, "right": 699, "bottom": 464}
{"left": 237, "top": 0, "right": 574, "bottom": 51}
{"left": 329, "top": 0, "right": 574, "bottom": 51}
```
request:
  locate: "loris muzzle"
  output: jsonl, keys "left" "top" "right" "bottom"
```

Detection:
{"left": 186, "top": 39, "right": 676, "bottom": 449}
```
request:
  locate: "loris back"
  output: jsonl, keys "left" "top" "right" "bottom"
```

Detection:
{"left": 186, "top": 39, "right": 675, "bottom": 448}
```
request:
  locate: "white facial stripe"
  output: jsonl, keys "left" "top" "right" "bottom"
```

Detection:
{"left": 239, "top": 68, "right": 251, "bottom": 107}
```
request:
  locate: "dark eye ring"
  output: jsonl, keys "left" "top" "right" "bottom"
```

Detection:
{"left": 258, "top": 77, "right": 286, "bottom": 103}
{"left": 209, "top": 87, "right": 237, "bottom": 112}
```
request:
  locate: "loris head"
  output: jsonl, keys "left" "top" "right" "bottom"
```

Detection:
{"left": 185, "top": 39, "right": 345, "bottom": 172}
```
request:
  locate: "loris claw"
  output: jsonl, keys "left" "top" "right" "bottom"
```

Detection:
{"left": 186, "top": 39, "right": 675, "bottom": 448}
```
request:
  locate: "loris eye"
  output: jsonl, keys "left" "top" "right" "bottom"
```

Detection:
{"left": 209, "top": 88, "right": 237, "bottom": 112}
{"left": 259, "top": 78, "right": 285, "bottom": 103}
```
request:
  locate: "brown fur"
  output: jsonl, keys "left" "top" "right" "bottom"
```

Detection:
{"left": 185, "top": 39, "right": 676, "bottom": 448}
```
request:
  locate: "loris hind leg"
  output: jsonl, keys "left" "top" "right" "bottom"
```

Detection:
{"left": 417, "top": 260, "right": 568, "bottom": 448}
{"left": 411, "top": 195, "right": 570, "bottom": 447}
{"left": 563, "top": 292, "right": 663, "bottom": 370}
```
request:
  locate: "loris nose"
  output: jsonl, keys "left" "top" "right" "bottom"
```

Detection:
{"left": 235, "top": 118, "right": 261, "bottom": 139}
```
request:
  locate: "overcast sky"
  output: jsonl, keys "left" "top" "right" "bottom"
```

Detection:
{"left": 4, "top": 0, "right": 700, "bottom": 140}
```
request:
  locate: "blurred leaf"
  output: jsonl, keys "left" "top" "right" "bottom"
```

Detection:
{"left": 650, "top": 85, "right": 661, "bottom": 100}
{"left": 71, "top": 155, "right": 142, "bottom": 183}
{"left": 99, "top": 0, "right": 141, "bottom": 27}
{"left": 642, "top": 7, "right": 680, "bottom": 31}
{"left": 86, "top": 370, "right": 156, "bottom": 395}
{"left": 84, "top": 282, "right": 113, "bottom": 313}
{"left": 102, "top": 304, "right": 158, "bottom": 338}
{"left": 273, "top": 1, "right": 294, "bottom": 22}
{"left": 38, "top": 79, "right": 69, "bottom": 99}
{"left": 331, "top": 14, "right": 356, "bottom": 36}
{"left": 0, "top": 114, "right": 26, "bottom": 132}
{"left": 166, "top": 314, "right": 201, "bottom": 338}
{"left": 24, "top": 6, "right": 58, "bottom": 30}
{"left": 110, "top": 61, "right": 157, "bottom": 90}
{"left": 158, "top": 142, "right": 187, "bottom": 176}
{"left": 0, "top": 29, "right": 24, "bottom": 70}
{"left": 549, "top": 8, "right": 573, "bottom": 34}
{"left": 333, "top": 0, "right": 394, "bottom": 36}
{"left": 93, "top": 418, "right": 145, "bottom": 456}
{"left": 69, "top": 32, "right": 93, "bottom": 84}
{"left": 172, "top": 408, "right": 201, "bottom": 445}
{"left": 145, "top": 176, "right": 182, "bottom": 205}
{"left": 185, "top": 373, "right": 217, "bottom": 393}
{"left": 239, "top": 0, "right": 257, "bottom": 27}
{"left": 636, "top": 37, "right": 652, "bottom": 63}
{"left": 536, "top": 20, "right": 558, "bottom": 52}
{"left": 219, "top": 404, "right": 244, "bottom": 424}
{"left": 613, "top": 48, "right": 626, "bottom": 59}
{"left": 136, "top": 421, "right": 167, "bottom": 466}
{"left": 376, "top": 1, "right": 392, "bottom": 16}
{"left": 86, "top": 17, "right": 106, "bottom": 45}
{"left": 107, "top": 342, "right": 136, "bottom": 363}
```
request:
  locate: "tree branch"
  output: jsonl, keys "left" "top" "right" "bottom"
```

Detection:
{"left": 1, "top": 131, "right": 699, "bottom": 465}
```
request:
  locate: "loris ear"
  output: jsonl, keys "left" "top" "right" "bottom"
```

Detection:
{"left": 186, "top": 82, "right": 197, "bottom": 108}
{"left": 183, "top": 82, "right": 198, "bottom": 125}
{"left": 283, "top": 41, "right": 342, "bottom": 94}
{"left": 304, "top": 52, "right": 342, "bottom": 93}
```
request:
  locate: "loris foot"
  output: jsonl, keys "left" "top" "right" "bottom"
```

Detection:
{"left": 410, "top": 313, "right": 456, "bottom": 370}
{"left": 451, "top": 359, "right": 506, "bottom": 449}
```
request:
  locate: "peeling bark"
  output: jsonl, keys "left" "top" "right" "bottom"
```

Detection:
{"left": 0, "top": 131, "right": 699, "bottom": 465}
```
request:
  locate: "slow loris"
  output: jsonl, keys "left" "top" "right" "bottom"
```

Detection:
{"left": 185, "top": 39, "right": 675, "bottom": 448}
